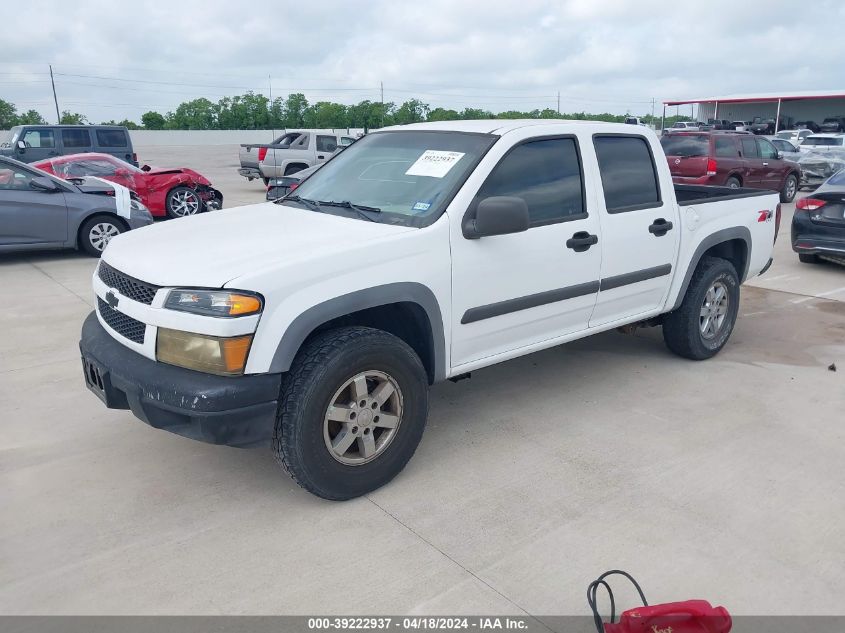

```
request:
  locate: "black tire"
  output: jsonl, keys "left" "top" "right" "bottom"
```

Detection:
{"left": 78, "top": 215, "right": 126, "bottom": 257}
{"left": 725, "top": 176, "right": 741, "bottom": 189}
{"left": 662, "top": 256, "right": 740, "bottom": 360}
{"left": 262, "top": 177, "right": 270, "bottom": 186}
{"left": 798, "top": 253, "right": 819, "bottom": 264}
{"left": 273, "top": 326, "right": 429, "bottom": 500}
{"left": 165, "top": 186, "right": 201, "bottom": 219}
{"left": 284, "top": 164, "right": 304, "bottom": 176}
{"left": 780, "top": 173, "right": 798, "bottom": 203}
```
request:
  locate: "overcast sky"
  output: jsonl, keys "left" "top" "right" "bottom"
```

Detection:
{"left": 2, "top": 0, "right": 844, "bottom": 124}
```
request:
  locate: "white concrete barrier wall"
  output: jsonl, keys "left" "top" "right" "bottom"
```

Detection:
{"left": 130, "top": 129, "right": 366, "bottom": 146}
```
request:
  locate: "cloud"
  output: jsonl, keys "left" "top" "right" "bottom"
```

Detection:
{"left": 1, "top": 0, "right": 844, "bottom": 123}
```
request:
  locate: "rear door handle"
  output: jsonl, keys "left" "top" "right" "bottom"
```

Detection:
{"left": 649, "top": 218, "right": 674, "bottom": 236}
{"left": 566, "top": 231, "right": 598, "bottom": 252}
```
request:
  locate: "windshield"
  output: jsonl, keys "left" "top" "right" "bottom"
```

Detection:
{"left": 803, "top": 137, "right": 843, "bottom": 146}
{"left": 776, "top": 131, "right": 794, "bottom": 139}
{"left": 2, "top": 126, "right": 22, "bottom": 148}
{"left": 660, "top": 134, "right": 709, "bottom": 157}
{"left": 286, "top": 130, "right": 496, "bottom": 226}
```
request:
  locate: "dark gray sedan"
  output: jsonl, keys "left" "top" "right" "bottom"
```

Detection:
{"left": 0, "top": 156, "right": 152, "bottom": 256}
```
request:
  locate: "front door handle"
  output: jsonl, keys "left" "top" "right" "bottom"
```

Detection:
{"left": 762, "top": 162, "right": 769, "bottom": 166}
{"left": 317, "top": 154, "right": 325, "bottom": 159}
{"left": 649, "top": 218, "right": 674, "bottom": 236}
{"left": 566, "top": 231, "right": 598, "bottom": 252}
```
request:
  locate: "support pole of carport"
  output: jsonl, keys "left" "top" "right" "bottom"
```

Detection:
{"left": 714, "top": 101, "right": 719, "bottom": 121}
{"left": 775, "top": 98, "right": 782, "bottom": 133}
{"left": 661, "top": 104, "right": 666, "bottom": 132}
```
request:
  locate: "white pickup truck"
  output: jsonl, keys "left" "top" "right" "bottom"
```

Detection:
{"left": 80, "top": 120, "right": 780, "bottom": 500}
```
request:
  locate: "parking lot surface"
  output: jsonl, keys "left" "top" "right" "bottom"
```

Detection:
{"left": 2, "top": 144, "right": 844, "bottom": 619}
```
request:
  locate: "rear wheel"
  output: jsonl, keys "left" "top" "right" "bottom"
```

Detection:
{"left": 725, "top": 176, "right": 741, "bottom": 189}
{"left": 662, "top": 256, "right": 740, "bottom": 360}
{"left": 798, "top": 253, "right": 819, "bottom": 264}
{"left": 781, "top": 174, "right": 798, "bottom": 203}
{"left": 273, "top": 326, "right": 429, "bottom": 500}
{"left": 79, "top": 215, "right": 125, "bottom": 257}
{"left": 165, "top": 186, "right": 201, "bottom": 218}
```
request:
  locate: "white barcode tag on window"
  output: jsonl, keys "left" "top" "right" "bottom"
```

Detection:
{"left": 405, "top": 150, "right": 465, "bottom": 178}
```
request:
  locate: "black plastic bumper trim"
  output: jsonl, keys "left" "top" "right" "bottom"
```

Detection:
{"left": 79, "top": 312, "right": 281, "bottom": 448}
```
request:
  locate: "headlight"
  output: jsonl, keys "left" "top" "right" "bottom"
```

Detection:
{"left": 156, "top": 328, "right": 253, "bottom": 376}
{"left": 164, "top": 289, "right": 262, "bottom": 317}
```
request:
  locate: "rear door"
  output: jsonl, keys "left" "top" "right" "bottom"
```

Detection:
{"left": 756, "top": 137, "right": 783, "bottom": 191}
{"left": 0, "top": 162, "right": 68, "bottom": 245}
{"left": 450, "top": 133, "right": 602, "bottom": 367}
{"left": 713, "top": 135, "right": 743, "bottom": 183}
{"left": 739, "top": 136, "right": 762, "bottom": 186}
{"left": 61, "top": 128, "right": 93, "bottom": 155}
{"left": 17, "top": 128, "right": 59, "bottom": 163}
{"left": 588, "top": 134, "right": 680, "bottom": 327}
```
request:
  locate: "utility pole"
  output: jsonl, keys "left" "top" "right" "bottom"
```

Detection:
{"left": 651, "top": 98, "right": 655, "bottom": 122}
{"left": 557, "top": 91, "right": 560, "bottom": 114}
{"left": 49, "top": 64, "right": 60, "bottom": 124}
{"left": 380, "top": 81, "right": 384, "bottom": 128}
{"left": 269, "top": 74, "right": 274, "bottom": 139}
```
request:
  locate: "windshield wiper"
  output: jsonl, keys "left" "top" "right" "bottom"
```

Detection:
{"left": 318, "top": 200, "right": 382, "bottom": 222}
{"left": 279, "top": 195, "right": 323, "bottom": 213}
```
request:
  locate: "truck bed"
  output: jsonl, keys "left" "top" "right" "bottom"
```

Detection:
{"left": 674, "top": 183, "right": 772, "bottom": 205}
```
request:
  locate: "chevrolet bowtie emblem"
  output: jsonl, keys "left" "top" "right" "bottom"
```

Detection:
{"left": 106, "top": 291, "right": 119, "bottom": 309}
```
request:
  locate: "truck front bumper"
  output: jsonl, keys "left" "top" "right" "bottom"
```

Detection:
{"left": 79, "top": 312, "right": 281, "bottom": 448}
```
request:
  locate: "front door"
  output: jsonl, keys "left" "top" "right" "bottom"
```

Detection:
{"left": 588, "top": 134, "right": 680, "bottom": 327}
{"left": 0, "top": 163, "right": 68, "bottom": 245}
{"left": 315, "top": 135, "right": 339, "bottom": 164}
{"left": 756, "top": 137, "right": 784, "bottom": 191}
{"left": 450, "top": 133, "right": 602, "bottom": 368}
{"left": 16, "top": 128, "right": 59, "bottom": 163}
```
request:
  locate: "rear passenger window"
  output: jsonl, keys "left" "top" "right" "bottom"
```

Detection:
{"left": 740, "top": 137, "right": 758, "bottom": 158}
{"left": 475, "top": 137, "right": 585, "bottom": 226}
{"left": 715, "top": 137, "right": 739, "bottom": 157}
{"left": 62, "top": 129, "right": 91, "bottom": 148}
{"left": 96, "top": 129, "right": 127, "bottom": 147}
{"left": 593, "top": 135, "right": 661, "bottom": 212}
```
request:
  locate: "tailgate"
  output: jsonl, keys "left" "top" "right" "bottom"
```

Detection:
{"left": 659, "top": 134, "right": 710, "bottom": 178}
{"left": 666, "top": 155, "right": 708, "bottom": 178}
{"left": 239, "top": 146, "right": 260, "bottom": 169}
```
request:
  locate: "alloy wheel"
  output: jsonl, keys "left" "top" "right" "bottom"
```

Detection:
{"left": 171, "top": 190, "right": 200, "bottom": 216}
{"left": 700, "top": 281, "right": 729, "bottom": 340}
{"left": 88, "top": 222, "right": 121, "bottom": 252}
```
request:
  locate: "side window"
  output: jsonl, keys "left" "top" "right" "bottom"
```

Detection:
{"left": 62, "top": 129, "right": 91, "bottom": 149}
{"left": 340, "top": 137, "right": 355, "bottom": 146}
{"left": 740, "top": 137, "right": 759, "bottom": 158}
{"left": 292, "top": 133, "right": 309, "bottom": 149}
{"left": 96, "top": 129, "right": 128, "bottom": 147}
{"left": 593, "top": 135, "right": 661, "bottom": 213}
{"left": 475, "top": 137, "right": 585, "bottom": 226}
{"left": 715, "top": 137, "right": 739, "bottom": 157}
{"left": 0, "top": 164, "right": 34, "bottom": 190}
{"left": 757, "top": 138, "right": 778, "bottom": 159}
{"left": 316, "top": 135, "right": 338, "bottom": 153}
{"left": 21, "top": 129, "right": 55, "bottom": 148}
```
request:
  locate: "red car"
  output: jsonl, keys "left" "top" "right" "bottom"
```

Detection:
{"left": 660, "top": 131, "right": 800, "bottom": 203}
{"left": 33, "top": 152, "right": 223, "bottom": 218}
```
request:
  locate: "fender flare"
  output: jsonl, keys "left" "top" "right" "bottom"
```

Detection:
{"left": 670, "top": 226, "right": 751, "bottom": 311}
{"left": 268, "top": 282, "right": 447, "bottom": 381}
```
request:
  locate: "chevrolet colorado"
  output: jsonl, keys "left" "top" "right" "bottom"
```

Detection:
{"left": 80, "top": 120, "right": 780, "bottom": 500}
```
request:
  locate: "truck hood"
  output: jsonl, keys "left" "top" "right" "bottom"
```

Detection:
{"left": 102, "top": 202, "right": 415, "bottom": 288}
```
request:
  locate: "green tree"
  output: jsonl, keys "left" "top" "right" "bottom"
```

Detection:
{"left": 427, "top": 107, "right": 460, "bottom": 122}
{"left": 168, "top": 98, "right": 217, "bottom": 129}
{"left": 459, "top": 107, "right": 493, "bottom": 120}
{"left": 59, "top": 110, "right": 87, "bottom": 124}
{"left": 141, "top": 111, "right": 166, "bottom": 130}
{"left": 18, "top": 109, "right": 46, "bottom": 125}
{"left": 281, "top": 93, "right": 309, "bottom": 128}
{"left": 0, "top": 98, "right": 19, "bottom": 128}
{"left": 392, "top": 99, "right": 429, "bottom": 125}
{"left": 304, "top": 101, "right": 349, "bottom": 128}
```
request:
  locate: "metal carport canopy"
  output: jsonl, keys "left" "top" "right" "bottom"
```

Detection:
{"left": 663, "top": 90, "right": 845, "bottom": 106}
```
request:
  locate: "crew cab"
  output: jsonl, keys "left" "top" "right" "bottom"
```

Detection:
{"left": 79, "top": 120, "right": 780, "bottom": 500}
{"left": 661, "top": 131, "right": 800, "bottom": 202}
{"left": 239, "top": 131, "right": 357, "bottom": 183}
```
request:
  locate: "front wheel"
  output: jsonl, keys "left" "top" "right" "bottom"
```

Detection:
{"left": 79, "top": 215, "right": 125, "bottom": 257}
{"left": 662, "top": 256, "right": 740, "bottom": 360}
{"left": 273, "top": 326, "right": 429, "bottom": 500}
{"left": 165, "top": 186, "right": 201, "bottom": 218}
{"left": 781, "top": 174, "right": 798, "bottom": 203}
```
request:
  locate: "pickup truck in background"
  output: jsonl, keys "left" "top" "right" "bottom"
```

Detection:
{"left": 80, "top": 120, "right": 780, "bottom": 500}
{"left": 238, "top": 130, "right": 357, "bottom": 183}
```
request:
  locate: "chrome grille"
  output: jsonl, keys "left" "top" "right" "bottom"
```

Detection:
{"left": 97, "top": 261, "right": 159, "bottom": 305}
{"left": 97, "top": 297, "right": 146, "bottom": 344}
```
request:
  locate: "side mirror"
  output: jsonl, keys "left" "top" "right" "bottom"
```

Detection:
{"left": 16, "top": 140, "right": 26, "bottom": 152}
{"left": 463, "top": 196, "right": 529, "bottom": 239}
{"left": 30, "top": 176, "right": 61, "bottom": 192}
{"left": 776, "top": 151, "right": 784, "bottom": 160}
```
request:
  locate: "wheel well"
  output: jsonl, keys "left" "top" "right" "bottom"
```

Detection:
{"left": 726, "top": 173, "right": 743, "bottom": 185}
{"left": 307, "top": 302, "right": 436, "bottom": 383}
{"left": 700, "top": 238, "right": 747, "bottom": 279}
{"left": 76, "top": 213, "right": 128, "bottom": 248}
{"left": 284, "top": 163, "right": 309, "bottom": 175}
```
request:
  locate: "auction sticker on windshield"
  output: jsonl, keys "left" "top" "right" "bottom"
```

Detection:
{"left": 405, "top": 150, "right": 465, "bottom": 178}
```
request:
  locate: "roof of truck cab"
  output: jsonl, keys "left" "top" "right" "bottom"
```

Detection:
{"left": 378, "top": 119, "right": 635, "bottom": 135}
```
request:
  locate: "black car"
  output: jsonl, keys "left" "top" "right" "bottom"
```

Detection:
{"left": 795, "top": 120, "right": 820, "bottom": 133}
{"left": 792, "top": 170, "right": 845, "bottom": 265}
{"left": 819, "top": 117, "right": 845, "bottom": 133}
{"left": 266, "top": 164, "right": 321, "bottom": 201}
